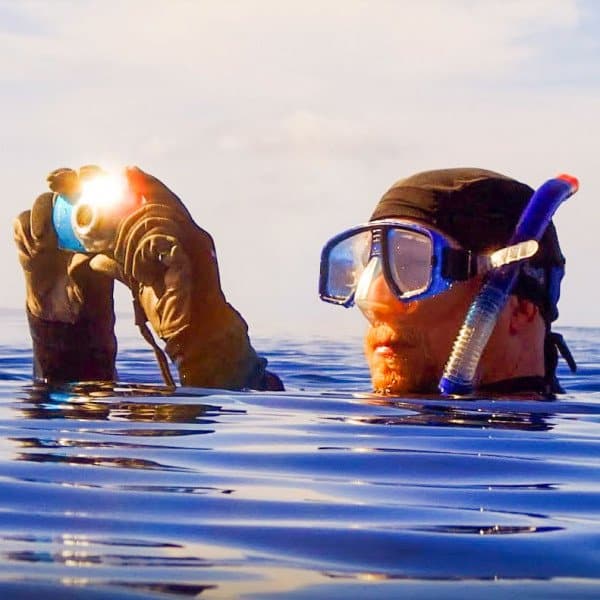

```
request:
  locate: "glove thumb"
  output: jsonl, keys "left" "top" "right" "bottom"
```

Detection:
{"left": 89, "top": 254, "right": 127, "bottom": 284}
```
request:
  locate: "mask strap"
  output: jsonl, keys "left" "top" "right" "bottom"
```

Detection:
{"left": 549, "top": 331, "right": 577, "bottom": 373}
{"left": 442, "top": 248, "right": 476, "bottom": 280}
{"left": 443, "top": 241, "right": 539, "bottom": 282}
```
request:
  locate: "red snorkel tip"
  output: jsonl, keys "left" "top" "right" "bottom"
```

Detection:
{"left": 557, "top": 173, "right": 579, "bottom": 193}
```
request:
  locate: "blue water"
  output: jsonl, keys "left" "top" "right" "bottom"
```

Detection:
{"left": 0, "top": 310, "right": 599, "bottom": 598}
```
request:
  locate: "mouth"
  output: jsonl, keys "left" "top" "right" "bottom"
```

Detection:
{"left": 367, "top": 325, "right": 420, "bottom": 357}
{"left": 373, "top": 344, "right": 399, "bottom": 358}
{"left": 371, "top": 338, "right": 418, "bottom": 357}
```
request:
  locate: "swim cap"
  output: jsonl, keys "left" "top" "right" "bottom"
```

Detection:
{"left": 370, "top": 168, "right": 572, "bottom": 392}
{"left": 370, "top": 168, "right": 565, "bottom": 323}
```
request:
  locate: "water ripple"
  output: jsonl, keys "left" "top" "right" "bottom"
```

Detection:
{"left": 0, "top": 324, "right": 598, "bottom": 597}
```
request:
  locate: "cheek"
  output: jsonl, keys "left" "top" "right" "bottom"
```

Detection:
{"left": 406, "top": 285, "right": 480, "bottom": 368}
{"left": 362, "top": 279, "right": 481, "bottom": 392}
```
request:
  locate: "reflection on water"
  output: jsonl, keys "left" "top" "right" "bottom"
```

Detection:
{"left": 0, "top": 327, "right": 599, "bottom": 597}
{"left": 330, "top": 396, "right": 556, "bottom": 431}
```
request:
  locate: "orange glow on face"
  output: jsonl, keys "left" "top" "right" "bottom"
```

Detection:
{"left": 363, "top": 278, "right": 484, "bottom": 394}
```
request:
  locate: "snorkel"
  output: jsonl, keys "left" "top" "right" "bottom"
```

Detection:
{"left": 439, "top": 174, "right": 578, "bottom": 396}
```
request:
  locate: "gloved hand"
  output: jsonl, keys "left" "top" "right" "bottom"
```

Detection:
{"left": 91, "top": 167, "right": 265, "bottom": 389}
{"left": 14, "top": 167, "right": 117, "bottom": 382}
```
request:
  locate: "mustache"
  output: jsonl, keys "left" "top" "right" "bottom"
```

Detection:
{"left": 365, "top": 324, "right": 421, "bottom": 350}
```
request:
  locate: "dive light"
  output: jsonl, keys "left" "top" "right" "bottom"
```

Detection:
{"left": 52, "top": 173, "right": 142, "bottom": 253}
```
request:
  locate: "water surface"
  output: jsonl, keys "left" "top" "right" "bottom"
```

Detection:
{"left": 0, "top": 311, "right": 599, "bottom": 598}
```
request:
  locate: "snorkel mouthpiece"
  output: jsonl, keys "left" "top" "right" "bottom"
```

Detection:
{"left": 52, "top": 172, "right": 141, "bottom": 253}
{"left": 439, "top": 174, "right": 578, "bottom": 396}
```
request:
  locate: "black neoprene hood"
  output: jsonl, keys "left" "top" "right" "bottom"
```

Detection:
{"left": 370, "top": 167, "right": 566, "bottom": 323}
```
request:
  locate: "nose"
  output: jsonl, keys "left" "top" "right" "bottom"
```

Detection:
{"left": 355, "top": 257, "right": 415, "bottom": 324}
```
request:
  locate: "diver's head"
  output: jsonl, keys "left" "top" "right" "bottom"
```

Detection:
{"left": 370, "top": 168, "right": 565, "bottom": 322}
{"left": 320, "top": 167, "right": 567, "bottom": 394}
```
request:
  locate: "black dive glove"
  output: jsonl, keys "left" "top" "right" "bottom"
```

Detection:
{"left": 14, "top": 167, "right": 117, "bottom": 382}
{"left": 90, "top": 167, "right": 266, "bottom": 390}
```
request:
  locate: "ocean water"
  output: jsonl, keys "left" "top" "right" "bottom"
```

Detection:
{"left": 0, "top": 310, "right": 599, "bottom": 599}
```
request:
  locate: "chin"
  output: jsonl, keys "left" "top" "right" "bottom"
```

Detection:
{"left": 369, "top": 359, "right": 439, "bottom": 395}
{"left": 364, "top": 327, "right": 443, "bottom": 395}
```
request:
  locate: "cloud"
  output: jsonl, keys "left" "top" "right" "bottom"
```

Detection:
{"left": 1, "top": 0, "right": 598, "bottom": 332}
{"left": 216, "top": 110, "right": 404, "bottom": 159}
{"left": 0, "top": 1, "right": 584, "bottom": 88}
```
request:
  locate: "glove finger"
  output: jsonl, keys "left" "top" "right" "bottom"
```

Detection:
{"left": 125, "top": 166, "right": 192, "bottom": 218}
{"left": 115, "top": 211, "right": 185, "bottom": 275}
{"left": 141, "top": 206, "right": 216, "bottom": 257}
{"left": 148, "top": 234, "right": 179, "bottom": 267}
{"left": 78, "top": 165, "right": 106, "bottom": 181}
{"left": 119, "top": 216, "right": 181, "bottom": 276}
{"left": 113, "top": 208, "right": 153, "bottom": 268}
{"left": 47, "top": 168, "right": 80, "bottom": 197}
{"left": 123, "top": 209, "right": 217, "bottom": 279}
{"left": 162, "top": 243, "right": 190, "bottom": 286}
{"left": 117, "top": 203, "right": 194, "bottom": 250}
{"left": 30, "top": 192, "right": 58, "bottom": 246}
{"left": 13, "top": 210, "right": 35, "bottom": 259}
{"left": 152, "top": 243, "right": 193, "bottom": 338}
{"left": 114, "top": 206, "right": 179, "bottom": 261}
{"left": 47, "top": 167, "right": 73, "bottom": 179}
{"left": 66, "top": 252, "right": 91, "bottom": 277}
{"left": 124, "top": 202, "right": 191, "bottom": 222}
{"left": 131, "top": 233, "right": 178, "bottom": 284}
{"left": 89, "top": 254, "right": 127, "bottom": 284}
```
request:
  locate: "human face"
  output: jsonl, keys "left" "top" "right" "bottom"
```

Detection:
{"left": 359, "top": 227, "right": 484, "bottom": 394}
{"left": 363, "top": 278, "right": 483, "bottom": 394}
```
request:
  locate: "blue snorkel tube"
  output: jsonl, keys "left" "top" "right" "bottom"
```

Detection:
{"left": 439, "top": 174, "right": 578, "bottom": 396}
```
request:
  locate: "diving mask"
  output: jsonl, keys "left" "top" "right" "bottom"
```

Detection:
{"left": 319, "top": 219, "right": 538, "bottom": 307}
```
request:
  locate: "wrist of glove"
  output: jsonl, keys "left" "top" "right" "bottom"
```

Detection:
{"left": 91, "top": 167, "right": 265, "bottom": 390}
{"left": 27, "top": 305, "right": 116, "bottom": 383}
{"left": 163, "top": 303, "right": 267, "bottom": 390}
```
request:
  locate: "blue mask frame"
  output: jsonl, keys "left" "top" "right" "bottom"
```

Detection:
{"left": 319, "top": 220, "right": 478, "bottom": 306}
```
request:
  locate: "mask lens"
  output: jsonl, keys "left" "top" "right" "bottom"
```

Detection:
{"left": 387, "top": 228, "right": 433, "bottom": 298}
{"left": 323, "top": 230, "right": 372, "bottom": 302}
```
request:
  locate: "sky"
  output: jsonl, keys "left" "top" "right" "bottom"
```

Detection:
{"left": 1, "top": 0, "right": 599, "bottom": 339}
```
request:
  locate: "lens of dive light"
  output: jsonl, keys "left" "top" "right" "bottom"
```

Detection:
{"left": 71, "top": 199, "right": 116, "bottom": 252}
{"left": 74, "top": 202, "right": 94, "bottom": 230}
{"left": 73, "top": 201, "right": 99, "bottom": 238}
